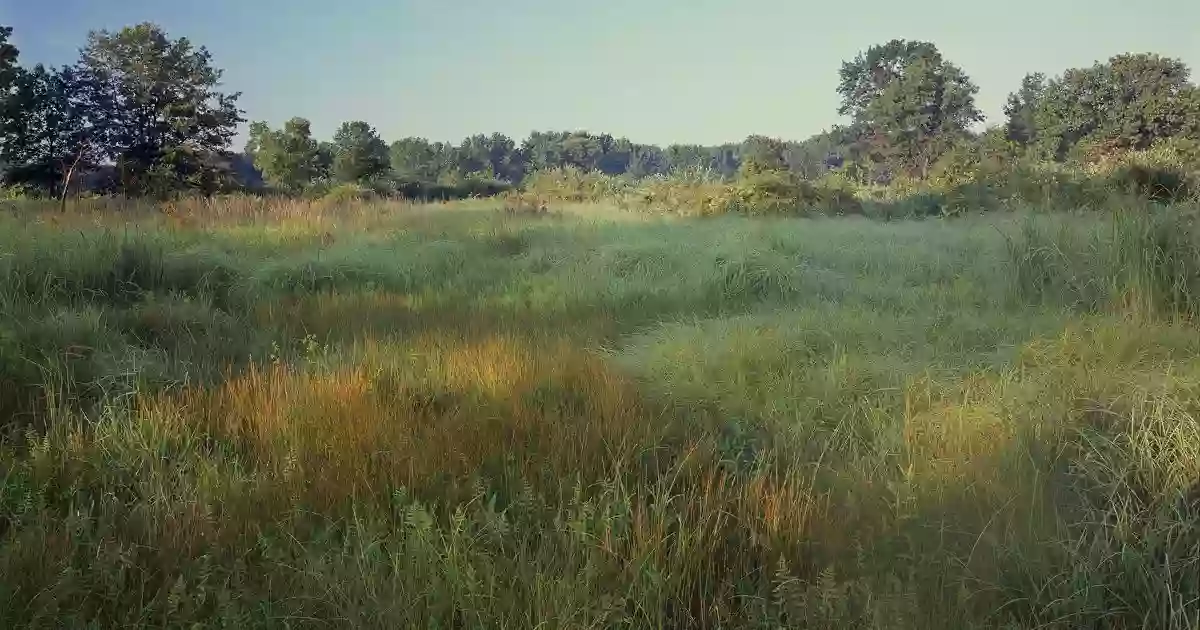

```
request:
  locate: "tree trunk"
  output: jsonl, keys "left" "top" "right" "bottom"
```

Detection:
{"left": 60, "top": 151, "right": 84, "bottom": 213}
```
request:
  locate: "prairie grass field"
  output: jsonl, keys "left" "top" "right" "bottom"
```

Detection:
{"left": 2, "top": 197, "right": 1200, "bottom": 628}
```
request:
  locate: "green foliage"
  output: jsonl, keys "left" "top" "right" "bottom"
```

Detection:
{"left": 330, "top": 121, "right": 389, "bottom": 184}
{"left": 1004, "top": 73, "right": 1046, "bottom": 145}
{"left": 737, "top": 135, "right": 789, "bottom": 177}
{"left": 1109, "top": 163, "right": 1191, "bottom": 203}
{"left": 0, "top": 25, "right": 19, "bottom": 174}
{"left": 245, "top": 118, "right": 322, "bottom": 193}
{"left": 0, "top": 26, "right": 17, "bottom": 89}
{"left": 522, "top": 166, "right": 635, "bottom": 202}
{"left": 0, "top": 184, "right": 33, "bottom": 200}
{"left": 1018, "top": 54, "right": 1200, "bottom": 161}
{"left": 455, "top": 132, "right": 526, "bottom": 182}
{"left": 72, "top": 23, "right": 244, "bottom": 195}
{"left": 0, "top": 41, "right": 85, "bottom": 192}
{"left": 389, "top": 136, "right": 441, "bottom": 182}
{"left": 837, "top": 39, "right": 940, "bottom": 119}
{"left": 318, "top": 182, "right": 373, "bottom": 205}
{"left": 3, "top": 19, "right": 1200, "bottom": 217}
{"left": 730, "top": 170, "right": 808, "bottom": 216}
{"left": 843, "top": 40, "right": 983, "bottom": 178}
{"left": 1102, "top": 138, "right": 1200, "bottom": 203}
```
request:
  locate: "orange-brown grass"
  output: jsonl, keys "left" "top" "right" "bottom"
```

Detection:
{"left": 150, "top": 335, "right": 670, "bottom": 508}
{"left": 101, "top": 328, "right": 835, "bottom": 626}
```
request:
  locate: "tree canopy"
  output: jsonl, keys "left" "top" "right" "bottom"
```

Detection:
{"left": 330, "top": 121, "right": 389, "bottom": 184}
{"left": 245, "top": 117, "right": 322, "bottom": 192}
{"left": 1010, "top": 54, "right": 1200, "bottom": 161}
{"left": 74, "top": 23, "right": 243, "bottom": 190}
{"left": 840, "top": 40, "right": 982, "bottom": 178}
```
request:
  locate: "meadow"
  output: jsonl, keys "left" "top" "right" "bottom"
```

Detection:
{"left": 1, "top": 196, "right": 1199, "bottom": 628}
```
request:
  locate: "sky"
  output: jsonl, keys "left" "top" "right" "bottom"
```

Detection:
{"left": 3, "top": 0, "right": 1199, "bottom": 148}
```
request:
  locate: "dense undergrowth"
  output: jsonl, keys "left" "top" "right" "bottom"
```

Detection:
{"left": 1, "top": 197, "right": 1199, "bottom": 628}
{"left": 512, "top": 140, "right": 1200, "bottom": 219}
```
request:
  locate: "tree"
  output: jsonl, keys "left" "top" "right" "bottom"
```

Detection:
{"left": 1029, "top": 54, "right": 1200, "bottom": 161}
{"left": 330, "top": 121, "right": 388, "bottom": 183}
{"left": 665, "top": 144, "right": 715, "bottom": 174}
{"left": 315, "top": 141, "right": 335, "bottom": 180}
{"left": 1004, "top": 73, "right": 1045, "bottom": 145}
{"left": 738, "top": 135, "right": 788, "bottom": 176}
{"left": 0, "top": 26, "right": 93, "bottom": 194}
{"left": 839, "top": 41, "right": 982, "bottom": 178}
{"left": 931, "top": 127, "right": 1021, "bottom": 183}
{"left": 837, "top": 39, "right": 940, "bottom": 120}
{"left": 485, "top": 133, "right": 526, "bottom": 182}
{"left": 521, "top": 131, "right": 565, "bottom": 172}
{"left": 782, "top": 126, "right": 860, "bottom": 179}
{"left": 627, "top": 144, "right": 668, "bottom": 178}
{"left": 0, "top": 26, "right": 17, "bottom": 92}
{"left": 450, "top": 133, "right": 525, "bottom": 181}
{"left": 0, "top": 26, "right": 22, "bottom": 177}
{"left": 71, "top": 23, "right": 243, "bottom": 193}
{"left": 559, "top": 131, "right": 604, "bottom": 170}
{"left": 1, "top": 64, "right": 89, "bottom": 191}
{"left": 245, "top": 117, "right": 321, "bottom": 192}
{"left": 390, "top": 137, "right": 440, "bottom": 181}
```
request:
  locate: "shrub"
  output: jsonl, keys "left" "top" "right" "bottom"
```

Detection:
{"left": 320, "top": 183, "right": 374, "bottom": 205}
{"left": 635, "top": 173, "right": 733, "bottom": 216}
{"left": 0, "top": 184, "right": 35, "bottom": 200}
{"left": 453, "top": 177, "right": 514, "bottom": 199}
{"left": 810, "top": 173, "right": 865, "bottom": 215}
{"left": 1101, "top": 143, "right": 1199, "bottom": 203}
{"left": 1108, "top": 163, "right": 1191, "bottom": 202}
{"left": 522, "top": 166, "right": 633, "bottom": 202}
{"left": 731, "top": 171, "right": 808, "bottom": 216}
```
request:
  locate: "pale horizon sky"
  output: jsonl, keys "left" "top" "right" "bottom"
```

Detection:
{"left": 3, "top": 0, "right": 1198, "bottom": 148}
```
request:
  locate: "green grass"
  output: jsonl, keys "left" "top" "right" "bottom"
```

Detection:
{"left": 1, "top": 199, "right": 1199, "bottom": 628}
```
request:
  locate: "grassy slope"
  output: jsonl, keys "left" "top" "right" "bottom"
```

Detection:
{"left": 1, "top": 200, "right": 1198, "bottom": 628}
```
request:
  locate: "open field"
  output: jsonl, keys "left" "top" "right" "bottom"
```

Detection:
{"left": 2, "top": 199, "right": 1200, "bottom": 628}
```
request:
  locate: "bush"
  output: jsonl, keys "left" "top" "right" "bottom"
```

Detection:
{"left": 320, "top": 183, "right": 374, "bottom": 205}
{"left": 522, "top": 166, "right": 633, "bottom": 203}
{"left": 810, "top": 173, "right": 865, "bottom": 215}
{"left": 1108, "top": 163, "right": 1191, "bottom": 202}
{"left": 1101, "top": 143, "right": 1199, "bottom": 203}
{"left": 0, "top": 184, "right": 36, "bottom": 201}
{"left": 453, "top": 178, "right": 514, "bottom": 199}
{"left": 731, "top": 171, "right": 808, "bottom": 216}
{"left": 633, "top": 172, "right": 732, "bottom": 216}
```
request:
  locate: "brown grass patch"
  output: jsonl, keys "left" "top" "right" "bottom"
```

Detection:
{"left": 144, "top": 335, "right": 669, "bottom": 510}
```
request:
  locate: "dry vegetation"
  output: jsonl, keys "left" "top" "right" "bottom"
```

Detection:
{"left": 2, "top": 196, "right": 1200, "bottom": 628}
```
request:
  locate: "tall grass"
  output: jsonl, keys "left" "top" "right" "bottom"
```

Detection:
{"left": 1006, "top": 205, "right": 1200, "bottom": 318}
{"left": 2, "top": 197, "right": 1199, "bottom": 627}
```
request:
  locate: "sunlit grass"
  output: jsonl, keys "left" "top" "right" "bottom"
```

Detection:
{"left": 2, "top": 197, "right": 1199, "bottom": 628}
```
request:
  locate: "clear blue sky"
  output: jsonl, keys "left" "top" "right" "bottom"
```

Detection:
{"left": 4, "top": 0, "right": 1199, "bottom": 148}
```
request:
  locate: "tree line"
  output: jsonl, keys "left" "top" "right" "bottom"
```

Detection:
{"left": 2, "top": 22, "right": 1199, "bottom": 199}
